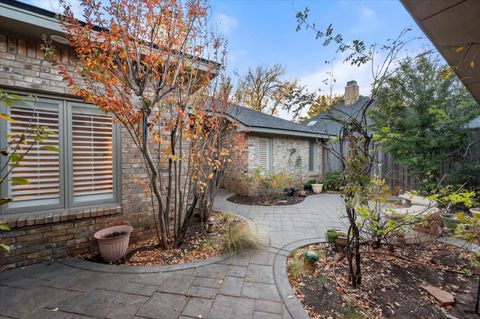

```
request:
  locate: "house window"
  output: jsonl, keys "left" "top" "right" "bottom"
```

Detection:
{"left": 8, "top": 101, "right": 62, "bottom": 208}
{"left": 309, "top": 141, "right": 316, "bottom": 171}
{"left": 70, "top": 106, "right": 115, "bottom": 204}
{"left": 1, "top": 95, "right": 120, "bottom": 214}
{"left": 258, "top": 137, "right": 272, "bottom": 171}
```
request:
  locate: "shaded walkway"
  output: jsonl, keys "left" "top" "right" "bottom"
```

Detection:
{"left": 0, "top": 191, "right": 346, "bottom": 319}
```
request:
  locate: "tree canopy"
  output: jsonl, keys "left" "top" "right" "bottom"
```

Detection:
{"left": 233, "top": 64, "right": 313, "bottom": 117}
{"left": 370, "top": 55, "right": 480, "bottom": 190}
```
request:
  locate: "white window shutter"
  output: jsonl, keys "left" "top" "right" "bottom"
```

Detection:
{"left": 71, "top": 111, "right": 114, "bottom": 201}
{"left": 258, "top": 138, "right": 270, "bottom": 171}
{"left": 9, "top": 105, "right": 61, "bottom": 204}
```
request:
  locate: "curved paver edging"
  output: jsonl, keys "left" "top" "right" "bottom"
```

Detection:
{"left": 273, "top": 237, "right": 327, "bottom": 319}
{"left": 57, "top": 212, "right": 255, "bottom": 274}
{"left": 58, "top": 251, "right": 235, "bottom": 274}
{"left": 223, "top": 193, "right": 324, "bottom": 208}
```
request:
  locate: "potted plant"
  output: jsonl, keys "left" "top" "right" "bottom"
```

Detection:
{"left": 325, "top": 229, "right": 338, "bottom": 244}
{"left": 311, "top": 183, "right": 323, "bottom": 194}
{"left": 336, "top": 231, "right": 348, "bottom": 247}
{"left": 94, "top": 225, "right": 133, "bottom": 262}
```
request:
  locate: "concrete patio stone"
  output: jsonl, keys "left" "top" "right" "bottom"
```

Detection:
{"left": 0, "top": 191, "right": 345, "bottom": 318}
{"left": 136, "top": 292, "right": 189, "bottom": 319}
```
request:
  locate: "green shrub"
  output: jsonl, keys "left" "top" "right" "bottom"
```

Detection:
{"left": 446, "top": 163, "right": 480, "bottom": 190}
{"left": 303, "top": 179, "right": 318, "bottom": 190}
{"left": 429, "top": 187, "right": 477, "bottom": 211}
{"left": 322, "top": 171, "right": 343, "bottom": 191}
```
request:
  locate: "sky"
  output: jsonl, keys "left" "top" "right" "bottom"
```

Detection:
{"left": 208, "top": 0, "right": 430, "bottom": 94}
{"left": 24, "top": 0, "right": 433, "bottom": 119}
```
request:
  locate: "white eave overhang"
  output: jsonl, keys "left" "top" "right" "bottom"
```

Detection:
{"left": 0, "top": 1, "right": 64, "bottom": 34}
{"left": 238, "top": 124, "right": 331, "bottom": 139}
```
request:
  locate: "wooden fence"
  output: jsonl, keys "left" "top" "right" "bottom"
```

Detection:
{"left": 323, "top": 129, "right": 480, "bottom": 194}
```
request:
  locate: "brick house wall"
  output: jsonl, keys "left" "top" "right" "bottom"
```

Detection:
{"left": 0, "top": 33, "right": 157, "bottom": 270}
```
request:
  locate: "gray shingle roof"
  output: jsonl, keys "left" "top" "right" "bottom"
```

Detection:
{"left": 220, "top": 103, "right": 327, "bottom": 138}
{"left": 303, "top": 96, "right": 374, "bottom": 135}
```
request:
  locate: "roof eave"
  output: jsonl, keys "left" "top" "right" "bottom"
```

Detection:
{"left": 238, "top": 126, "right": 331, "bottom": 139}
{"left": 0, "top": 0, "right": 64, "bottom": 33}
{"left": 0, "top": 0, "right": 221, "bottom": 72}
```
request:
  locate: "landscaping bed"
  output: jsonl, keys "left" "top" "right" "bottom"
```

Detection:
{"left": 77, "top": 211, "right": 246, "bottom": 266}
{"left": 227, "top": 190, "right": 314, "bottom": 206}
{"left": 287, "top": 241, "right": 479, "bottom": 319}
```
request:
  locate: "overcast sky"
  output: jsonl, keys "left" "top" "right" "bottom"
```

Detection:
{"left": 24, "top": 0, "right": 434, "bottom": 119}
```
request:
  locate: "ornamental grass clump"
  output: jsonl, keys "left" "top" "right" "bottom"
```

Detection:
{"left": 221, "top": 222, "right": 264, "bottom": 253}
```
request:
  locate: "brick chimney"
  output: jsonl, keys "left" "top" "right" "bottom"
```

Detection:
{"left": 344, "top": 80, "right": 359, "bottom": 105}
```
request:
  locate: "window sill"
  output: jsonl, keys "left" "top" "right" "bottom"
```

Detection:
{"left": 0, "top": 205, "right": 122, "bottom": 229}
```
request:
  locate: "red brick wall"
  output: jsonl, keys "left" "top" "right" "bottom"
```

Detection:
{"left": 0, "top": 33, "right": 157, "bottom": 270}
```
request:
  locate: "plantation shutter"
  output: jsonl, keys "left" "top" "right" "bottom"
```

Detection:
{"left": 71, "top": 109, "right": 114, "bottom": 203}
{"left": 258, "top": 138, "right": 271, "bottom": 171}
{"left": 8, "top": 102, "right": 61, "bottom": 208}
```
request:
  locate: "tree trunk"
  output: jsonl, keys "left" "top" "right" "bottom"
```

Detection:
{"left": 174, "top": 195, "right": 198, "bottom": 247}
{"left": 345, "top": 205, "right": 362, "bottom": 288}
{"left": 142, "top": 139, "right": 169, "bottom": 249}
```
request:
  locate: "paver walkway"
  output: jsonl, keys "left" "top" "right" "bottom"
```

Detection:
{"left": 0, "top": 191, "right": 346, "bottom": 319}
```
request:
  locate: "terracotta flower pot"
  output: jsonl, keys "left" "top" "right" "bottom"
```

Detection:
{"left": 336, "top": 231, "right": 348, "bottom": 247}
{"left": 94, "top": 225, "right": 133, "bottom": 262}
{"left": 311, "top": 183, "right": 323, "bottom": 194}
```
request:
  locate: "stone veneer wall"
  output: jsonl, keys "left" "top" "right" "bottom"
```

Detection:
{"left": 0, "top": 33, "right": 156, "bottom": 270}
{"left": 223, "top": 133, "right": 324, "bottom": 195}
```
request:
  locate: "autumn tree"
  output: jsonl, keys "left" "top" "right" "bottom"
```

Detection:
{"left": 299, "top": 94, "right": 343, "bottom": 122}
{"left": 53, "top": 0, "right": 231, "bottom": 249}
{"left": 297, "top": 7, "right": 428, "bottom": 287}
{"left": 234, "top": 64, "right": 309, "bottom": 116}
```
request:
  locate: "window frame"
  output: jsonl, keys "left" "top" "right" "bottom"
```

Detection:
{"left": 66, "top": 102, "right": 121, "bottom": 209}
{"left": 0, "top": 93, "right": 121, "bottom": 216}
{"left": 258, "top": 137, "right": 273, "bottom": 172}
{"left": 308, "top": 141, "right": 316, "bottom": 172}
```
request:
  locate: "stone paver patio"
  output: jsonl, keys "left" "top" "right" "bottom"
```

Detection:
{"left": 0, "top": 191, "right": 346, "bottom": 319}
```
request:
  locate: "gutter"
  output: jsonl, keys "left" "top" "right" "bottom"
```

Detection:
{"left": 239, "top": 126, "right": 332, "bottom": 139}
{"left": 0, "top": 0, "right": 64, "bottom": 33}
{"left": 0, "top": 0, "right": 221, "bottom": 71}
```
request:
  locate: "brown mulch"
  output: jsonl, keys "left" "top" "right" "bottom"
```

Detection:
{"left": 288, "top": 241, "right": 479, "bottom": 319}
{"left": 227, "top": 190, "right": 314, "bottom": 206}
{"left": 77, "top": 211, "right": 244, "bottom": 266}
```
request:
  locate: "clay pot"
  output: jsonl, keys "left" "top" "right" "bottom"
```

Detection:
{"left": 94, "top": 225, "right": 133, "bottom": 262}
{"left": 336, "top": 231, "right": 348, "bottom": 247}
{"left": 311, "top": 184, "right": 323, "bottom": 194}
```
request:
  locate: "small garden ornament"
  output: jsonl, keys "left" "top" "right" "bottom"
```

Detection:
{"left": 304, "top": 250, "right": 320, "bottom": 271}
